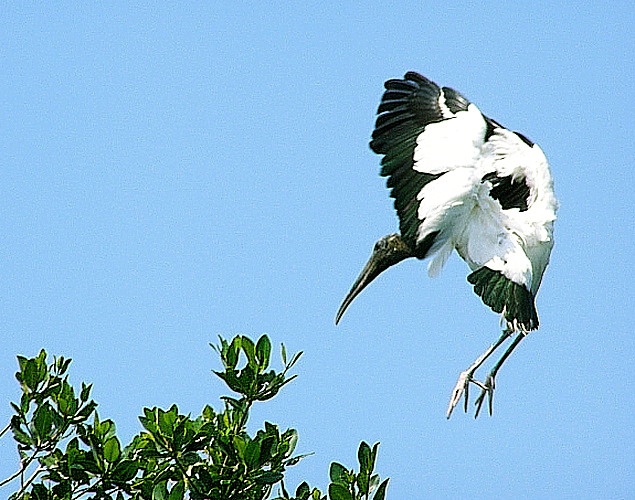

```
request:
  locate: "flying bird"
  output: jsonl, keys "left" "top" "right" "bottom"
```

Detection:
{"left": 335, "top": 72, "right": 558, "bottom": 418}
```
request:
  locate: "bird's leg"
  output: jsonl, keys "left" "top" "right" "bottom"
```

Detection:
{"left": 446, "top": 329, "right": 512, "bottom": 419}
{"left": 473, "top": 331, "right": 526, "bottom": 418}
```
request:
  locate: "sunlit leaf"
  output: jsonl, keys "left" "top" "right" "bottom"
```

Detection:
{"left": 104, "top": 436, "right": 121, "bottom": 463}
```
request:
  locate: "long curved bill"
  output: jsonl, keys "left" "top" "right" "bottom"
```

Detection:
{"left": 335, "top": 234, "right": 413, "bottom": 325}
{"left": 335, "top": 252, "right": 388, "bottom": 325}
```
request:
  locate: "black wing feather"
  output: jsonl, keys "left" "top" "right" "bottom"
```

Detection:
{"left": 370, "top": 72, "right": 471, "bottom": 253}
{"left": 482, "top": 173, "right": 531, "bottom": 212}
{"left": 467, "top": 267, "right": 538, "bottom": 330}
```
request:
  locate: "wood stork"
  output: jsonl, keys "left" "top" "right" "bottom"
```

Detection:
{"left": 335, "top": 72, "right": 558, "bottom": 418}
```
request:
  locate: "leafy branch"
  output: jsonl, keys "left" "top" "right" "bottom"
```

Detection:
{"left": 0, "top": 335, "right": 389, "bottom": 500}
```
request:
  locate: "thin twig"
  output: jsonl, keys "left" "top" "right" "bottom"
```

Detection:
{"left": 14, "top": 464, "right": 43, "bottom": 498}
{"left": 0, "top": 422, "right": 11, "bottom": 439}
{"left": 0, "top": 448, "right": 41, "bottom": 488}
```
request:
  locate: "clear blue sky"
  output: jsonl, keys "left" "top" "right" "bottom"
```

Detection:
{"left": 2, "top": 3, "right": 634, "bottom": 498}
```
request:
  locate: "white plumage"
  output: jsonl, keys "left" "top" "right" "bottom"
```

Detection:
{"left": 336, "top": 72, "right": 558, "bottom": 417}
{"left": 416, "top": 105, "right": 557, "bottom": 300}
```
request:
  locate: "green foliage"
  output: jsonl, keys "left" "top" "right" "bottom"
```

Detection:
{"left": 273, "top": 442, "right": 388, "bottom": 500}
{"left": 1, "top": 335, "right": 389, "bottom": 500}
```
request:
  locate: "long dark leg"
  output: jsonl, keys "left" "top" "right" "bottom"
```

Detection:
{"left": 473, "top": 332, "right": 526, "bottom": 418}
{"left": 446, "top": 329, "right": 513, "bottom": 418}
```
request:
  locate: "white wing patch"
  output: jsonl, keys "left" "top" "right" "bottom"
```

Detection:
{"left": 461, "top": 201, "right": 534, "bottom": 288}
{"left": 413, "top": 104, "right": 486, "bottom": 175}
{"left": 414, "top": 168, "right": 476, "bottom": 277}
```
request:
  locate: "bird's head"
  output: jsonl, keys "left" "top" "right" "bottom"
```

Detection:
{"left": 335, "top": 233, "right": 414, "bottom": 324}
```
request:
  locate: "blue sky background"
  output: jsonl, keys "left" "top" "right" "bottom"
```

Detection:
{"left": 2, "top": 3, "right": 634, "bottom": 498}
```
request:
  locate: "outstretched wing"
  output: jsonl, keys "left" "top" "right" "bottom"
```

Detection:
{"left": 370, "top": 72, "right": 489, "bottom": 258}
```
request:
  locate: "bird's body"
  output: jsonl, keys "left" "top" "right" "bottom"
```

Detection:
{"left": 336, "top": 72, "right": 557, "bottom": 417}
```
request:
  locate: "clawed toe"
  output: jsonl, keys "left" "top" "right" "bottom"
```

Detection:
{"left": 473, "top": 374, "right": 495, "bottom": 418}
{"left": 446, "top": 371, "right": 491, "bottom": 419}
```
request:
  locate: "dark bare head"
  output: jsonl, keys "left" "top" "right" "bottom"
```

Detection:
{"left": 335, "top": 233, "right": 414, "bottom": 324}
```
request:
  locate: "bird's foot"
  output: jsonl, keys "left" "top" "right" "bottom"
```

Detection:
{"left": 446, "top": 370, "right": 488, "bottom": 419}
{"left": 447, "top": 370, "right": 498, "bottom": 419}
{"left": 473, "top": 374, "right": 496, "bottom": 418}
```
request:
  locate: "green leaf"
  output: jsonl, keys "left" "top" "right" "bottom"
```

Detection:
{"left": 329, "top": 462, "right": 348, "bottom": 484}
{"left": 369, "top": 474, "right": 380, "bottom": 492}
{"left": 20, "top": 393, "right": 30, "bottom": 414}
{"left": 30, "top": 483, "right": 51, "bottom": 500}
{"left": 259, "top": 435, "right": 275, "bottom": 463}
{"left": 265, "top": 421, "right": 279, "bottom": 437}
{"left": 358, "top": 441, "right": 372, "bottom": 474}
{"left": 295, "top": 482, "right": 310, "bottom": 497}
{"left": 75, "top": 400, "right": 98, "bottom": 421}
{"left": 152, "top": 481, "right": 168, "bottom": 500}
{"left": 57, "top": 380, "right": 78, "bottom": 415}
{"left": 233, "top": 435, "right": 247, "bottom": 458}
{"left": 168, "top": 480, "right": 185, "bottom": 500}
{"left": 284, "top": 428, "right": 298, "bottom": 457}
{"left": 202, "top": 404, "right": 215, "bottom": 420}
{"left": 95, "top": 418, "right": 116, "bottom": 440}
{"left": 372, "top": 478, "right": 389, "bottom": 500}
{"left": 244, "top": 438, "right": 261, "bottom": 469}
{"left": 256, "top": 334, "right": 272, "bottom": 369}
{"left": 80, "top": 382, "right": 92, "bottom": 402}
{"left": 214, "top": 370, "right": 245, "bottom": 394}
{"left": 241, "top": 336, "right": 257, "bottom": 368}
{"left": 358, "top": 471, "right": 370, "bottom": 495}
{"left": 33, "top": 403, "right": 54, "bottom": 441}
{"left": 55, "top": 355, "right": 72, "bottom": 374}
{"left": 226, "top": 336, "right": 240, "bottom": 368}
{"left": 17, "top": 355, "right": 28, "bottom": 373}
{"left": 112, "top": 460, "right": 139, "bottom": 482}
{"left": 287, "top": 350, "right": 303, "bottom": 369}
{"left": 281, "top": 343, "right": 288, "bottom": 365}
{"left": 158, "top": 406, "right": 177, "bottom": 437}
{"left": 11, "top": 424, "right": 32, "bottom": 447}
{"left": 104, "top": 436, "right": 121, "bottom": 463}
{"left": 328, "top": 483, "right": 353, "bottom": 500}
{"left": 255, "top": 471, "right": 284, "bottom": 484}
{"left": 23, "top": 358, "right": 44, "bottom": 391}
{"left": 371, "top": 442, "right": 380, "bottom": 471}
